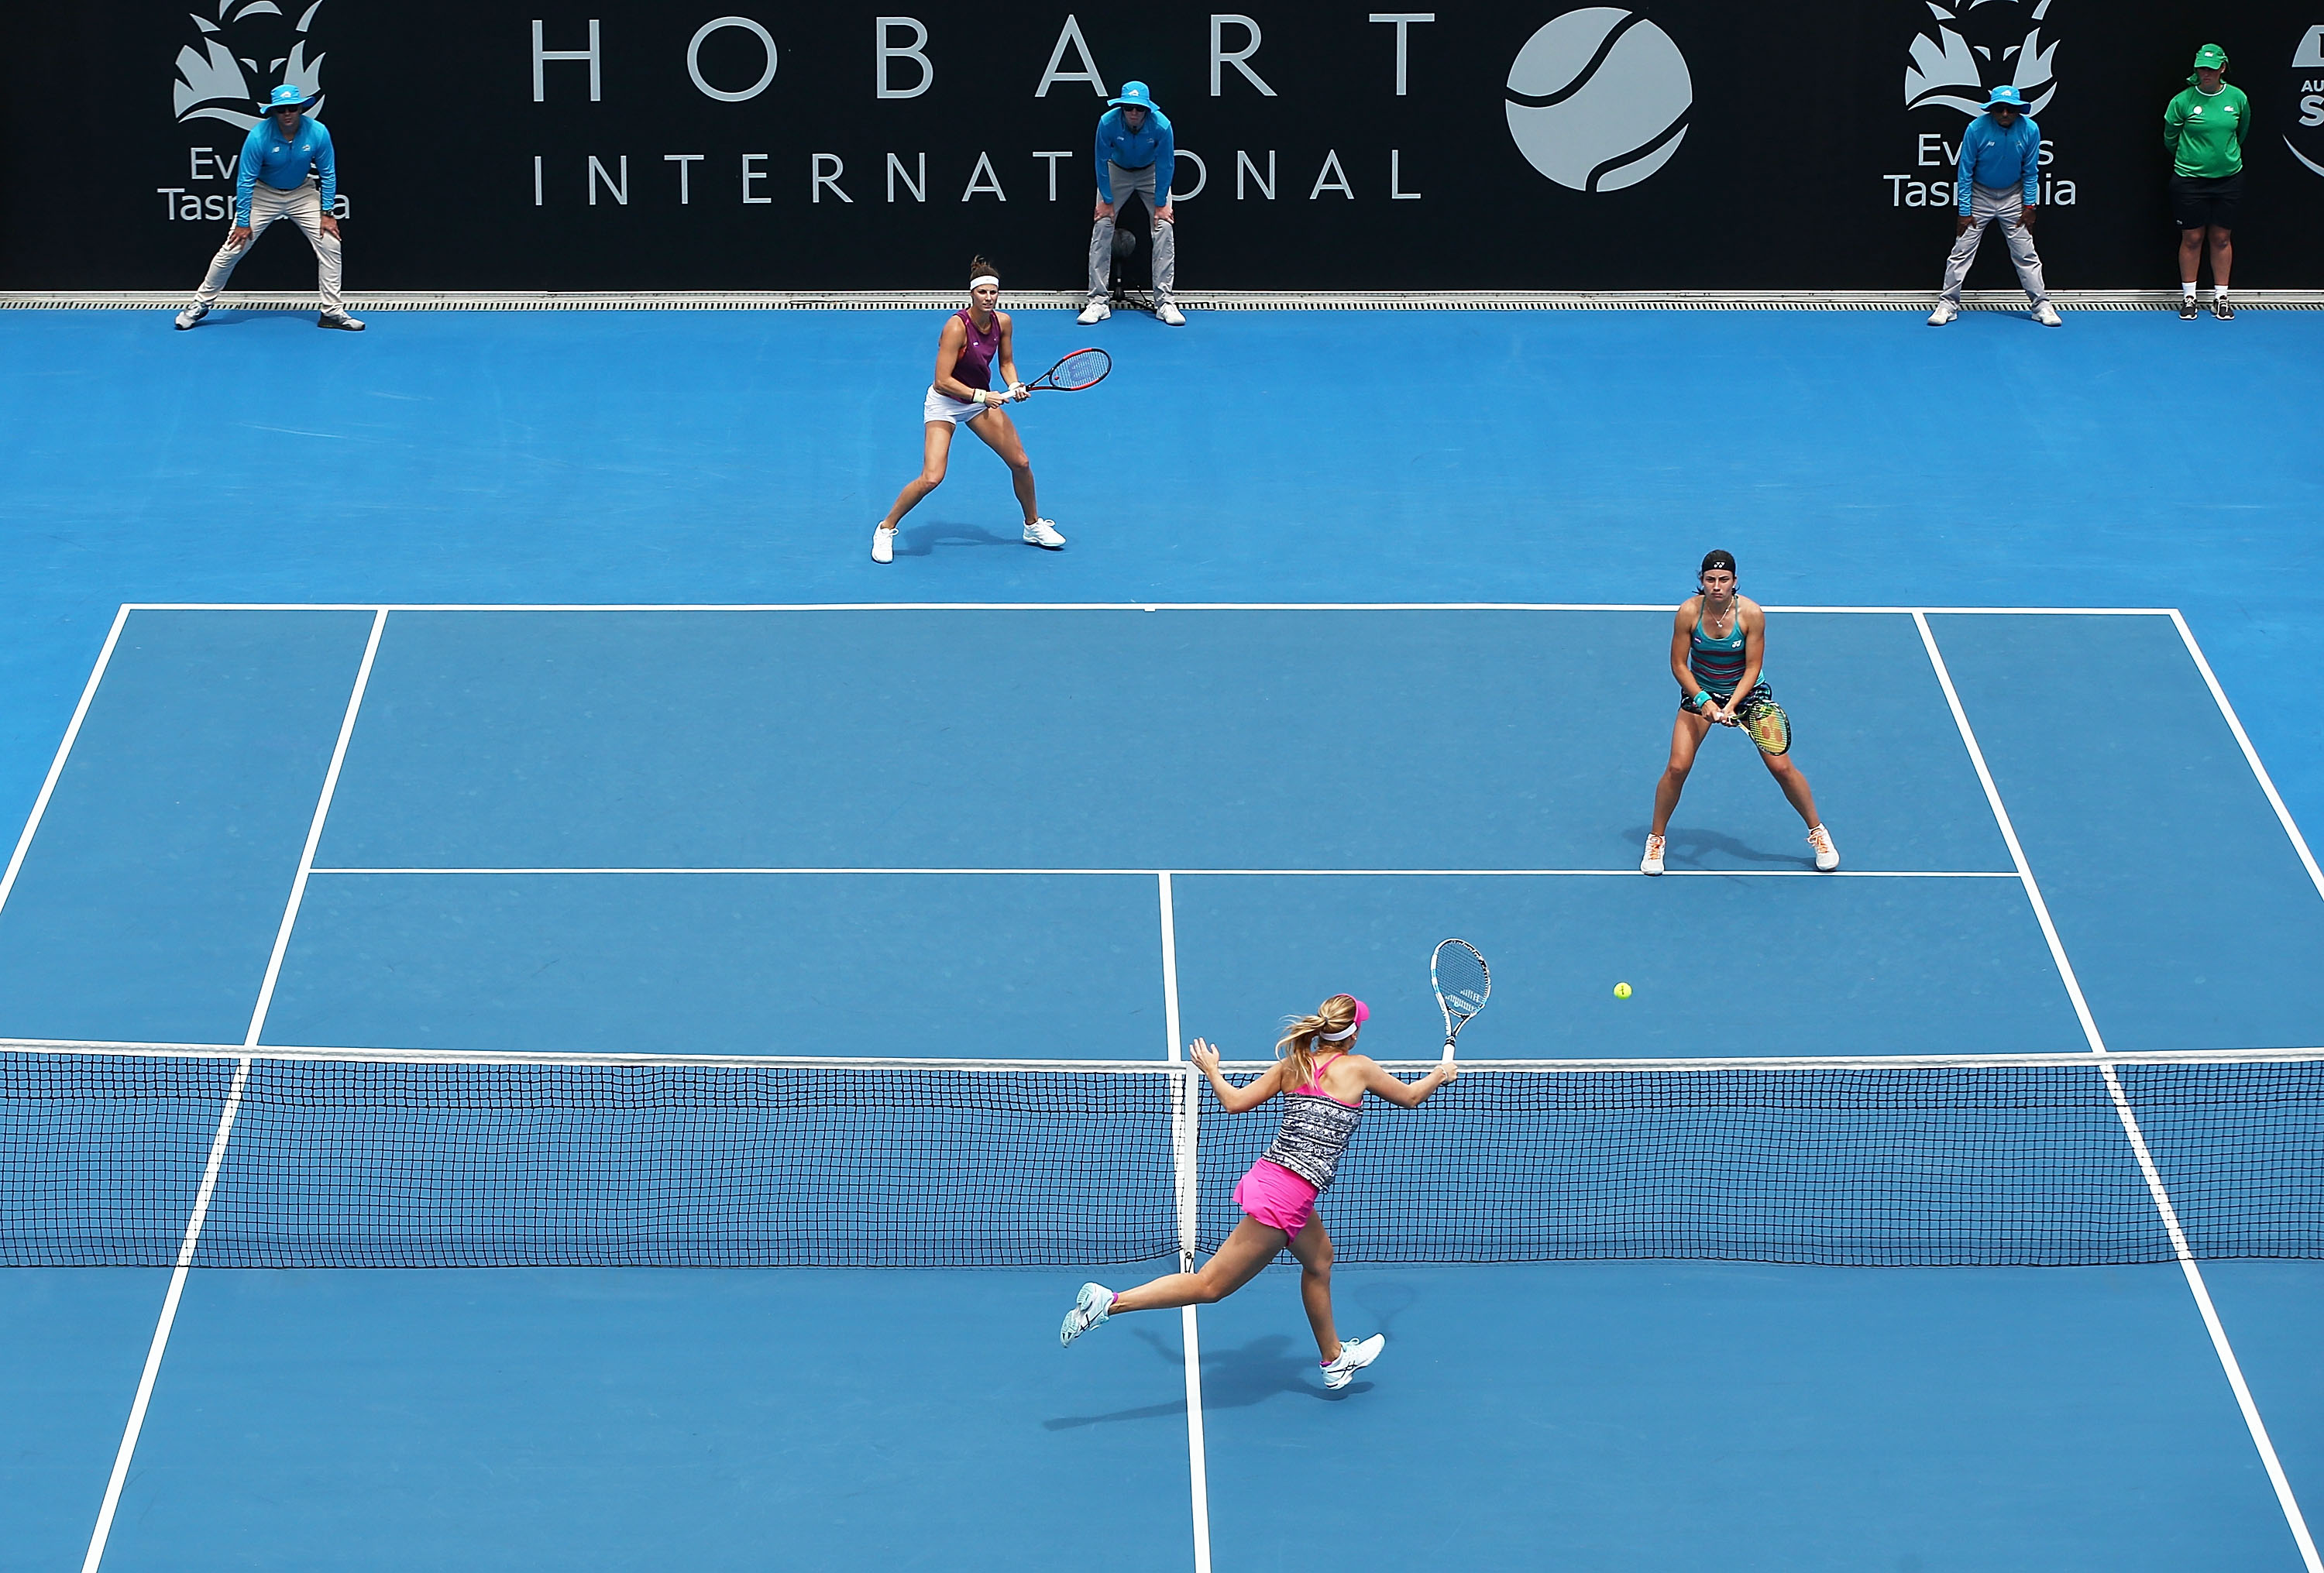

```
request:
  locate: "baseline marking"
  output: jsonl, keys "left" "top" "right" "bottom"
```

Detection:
{"left": 2170, "top": 610, "right": 2324, "bottom": 906}
{"left": 1158, "top": 871, "right": 1212, "bottom": 1573}
{"left": 308, "top": 865, "right": 2017, "bottom": 878}
{"left": 81, "top": 608, "right": 390, "bottom": 1573}
{"left": 1917, "top": 613, "right": 2322, "bottom": 1573}
{"left": 0, "top": 605, "right": 131, "bottom": 922}
{"left": 117, "top": 600, "right": 2176, "bottom": 615}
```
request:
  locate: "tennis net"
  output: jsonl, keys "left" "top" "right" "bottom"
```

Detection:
{"left": 4, "top": 1041, "right": 2320, "bottom": 1269}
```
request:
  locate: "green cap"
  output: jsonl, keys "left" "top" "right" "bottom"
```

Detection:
{"left": 2192, "top": 43, "right": 2228, "bottom": 70}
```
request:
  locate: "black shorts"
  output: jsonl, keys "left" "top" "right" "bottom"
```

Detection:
{"left": 2171, "top": 172, "right": 2243, "bottom": 232}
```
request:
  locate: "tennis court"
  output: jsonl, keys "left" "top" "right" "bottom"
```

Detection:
{"left": 4, "top": 306, "right": 2324, "bottom": 1571}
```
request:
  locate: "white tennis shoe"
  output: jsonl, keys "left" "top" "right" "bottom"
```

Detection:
{"left": 2034, "top": 303, "right": 2062, "bottom": 328}
{"left": 1061, "top": 1282, "right": 1115, "bottom": 1347}
{"left": 1807, "top": 824, "right": 1840, "bottom": 871}
{"left": 1321, "top": 1334, "right": 1384, "bottom": 1389}
{"left": 173, "top": 306, "right": 207, "bottom": 331}
{"left": 1078, "top": 297, "right": 1111, "bottom": 325}
{"left": 1640, "top": 833, "right": 1666, "bottom": 876}
{"left": 871, "top": 524, "right": 896, "bottom": 564}
{"left": 1023, "top": 518, "right": 1066, "bottom": 549}
{"left": 1927, "top": 301, "right": 1958, "bottom": 326}
{"left": 1157, "top": 300, "right": 1186, "bottom": 327}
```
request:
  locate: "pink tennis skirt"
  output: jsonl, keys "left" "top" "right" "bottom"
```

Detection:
{"left": 1233, "top": 1158, "right": 1319, "bottom": 1238}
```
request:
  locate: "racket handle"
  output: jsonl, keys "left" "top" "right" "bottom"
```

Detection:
{"left": 1441, "top": 1039, "right": 1456, "bottom": 1064}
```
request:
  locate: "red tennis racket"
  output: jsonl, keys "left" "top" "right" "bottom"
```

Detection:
{"left": 1022, "top": 347, "right": 1112, "bottom": 393}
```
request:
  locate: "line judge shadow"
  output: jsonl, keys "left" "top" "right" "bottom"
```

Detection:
{"left": 899, "top": 520, "right": 1019, "bottom": 557}
{"left": 1628, "top": 825, "right": 1813, "bottom": 871}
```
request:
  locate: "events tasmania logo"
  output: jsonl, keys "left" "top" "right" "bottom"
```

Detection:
{"left": 1905, "top": 0, "right": 2059, "bottom": 117}
{"left": 1887, "top": 0, "right": 2072, "bottom": 211}
{"left": 173, "top": 0, "right": 328, "bottom": 130}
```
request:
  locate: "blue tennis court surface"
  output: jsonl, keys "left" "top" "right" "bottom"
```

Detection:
{"left": 5, "top": 306, "right": 2324, "bottom": 1571}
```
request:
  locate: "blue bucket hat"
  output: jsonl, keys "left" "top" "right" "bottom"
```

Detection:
{"left": 1982, "top": 84, "right": 2027, "bottom": 111}
{"left": 1108, "top": 81, "right": 1156, "bottom": 111}
{"left": 262, "top": 83, "right": 316, "bottom": 115}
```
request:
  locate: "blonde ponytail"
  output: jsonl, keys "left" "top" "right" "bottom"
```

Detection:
{"left": 1276, "top": 994, "right": 1360, "bottom": 1091}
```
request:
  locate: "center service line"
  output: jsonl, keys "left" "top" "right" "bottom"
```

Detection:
{"left": 1158, "top": 871, "right": 1214, "bottom": 1573}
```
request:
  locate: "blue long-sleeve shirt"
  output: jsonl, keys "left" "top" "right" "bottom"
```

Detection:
{"left": 235, "top": 115, "right": 336, "bottom": 225}
{"left": 1095, "top": 105, "right": 1174, "bottom": 203}
{"left": 1955, "top": 113, "right": 2040, "bottom": 214}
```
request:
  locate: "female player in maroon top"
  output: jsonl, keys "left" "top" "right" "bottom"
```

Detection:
{"left": 871, "top": 256, "right": 1064, "bottom": 562}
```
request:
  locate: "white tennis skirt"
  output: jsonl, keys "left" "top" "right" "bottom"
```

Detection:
{"left": 923, "top": 386, "right": 991, "bottom": 425}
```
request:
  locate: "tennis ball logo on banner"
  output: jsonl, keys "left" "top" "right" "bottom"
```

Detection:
{"left": 1904, "top": 0, "right": 2058, "bottom": 117}
{"left": 2289, "top": 25, "right": 2324, "bottom": 179}
{"left": 174, "top": 0, "right": 328, "bottom": 130}
{"left": 1504, "top": 9, "right": 1693, "bottom": 193}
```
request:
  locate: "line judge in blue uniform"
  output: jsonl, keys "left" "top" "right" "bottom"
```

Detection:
{"left": 1078, "top": 81, "right": 1183, "bottom": 327}
{"left": 176, "top": 83, "right": 363, "bottom": 331}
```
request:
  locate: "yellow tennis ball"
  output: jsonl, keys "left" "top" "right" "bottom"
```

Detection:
{"left": 1614, "top": 982, "right": 1632, "bottom": 999}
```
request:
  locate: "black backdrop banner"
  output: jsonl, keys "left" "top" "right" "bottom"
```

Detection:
{"left": 5, "top": 1, "right": 2321, "bottom": 290}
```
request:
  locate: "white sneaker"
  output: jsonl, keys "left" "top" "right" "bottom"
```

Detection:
{"left": 1927, "top": 301, "right": 1959, "bottom": 326}
{"left": 2034, "top": 303, "right": 2062, "bottom": 328}
{"left": 173, "top": 306, "right": 207, "bottom": 331}
{"left": 1060, "top": 1282, "right": 1115, "bottom": 1347}
{"left": 1321, "top": 1333, "right": 1384, "bottom": 1389}
{"left": 1641, "top": 833, "right": 1666, "bottom": 876}
{"left": 1157, "top": 301, "right": 1186, "bottom": 327}
{"left": 871, "top": 524, "right": 895, "bottom": 564}
{"left": 1807, "top": 824, "right": 1840, "bottom": 871}
{"left": 1023, "top": 518, "right": 1066, "bottom": 550}
{"left": 1077, "top": 297, "right": 1111, "bottom": 325}
{"left": 318, "top": 310, "right": 366, "bottom": 331}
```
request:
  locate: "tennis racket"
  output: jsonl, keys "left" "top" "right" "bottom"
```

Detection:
{"left": 1023, "top": 347, "right": 1112, "bottom": 393}
{"left": 1739, "top": 696, "right": 1791, "bottom": 757}
{"left": 1430, "top": 939, "right": 1490, "bottom": 1062}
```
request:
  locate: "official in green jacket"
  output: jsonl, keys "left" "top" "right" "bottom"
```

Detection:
{"left": 2164, "top": 43, "right": 2249, "bottom": 320}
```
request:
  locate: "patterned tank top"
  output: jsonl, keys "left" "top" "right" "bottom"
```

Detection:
{"left": 951, "top": 307, "right": 999, "bottom": 391}
{"left": 1688, "top": 605, "right": 1752, "bottom": 697}
{"left": 1260, "top": 1053, "right": 1364, "bottom": 1192}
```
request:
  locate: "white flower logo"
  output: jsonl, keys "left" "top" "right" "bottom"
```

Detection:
{"left": 174, "top": 0, "right": 328, "bottom": 130}
{"left": 1905, "top": 0, "right": 2058, "bottom": 118}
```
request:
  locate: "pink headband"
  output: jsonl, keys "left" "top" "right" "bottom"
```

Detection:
{"left": 1315, "top": 998, "right": 1368, "bottom": 1042}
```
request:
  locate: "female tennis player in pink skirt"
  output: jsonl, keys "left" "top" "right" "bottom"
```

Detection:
{"left": 1058, "top": 994, "right": 1458, "bottom": 1389}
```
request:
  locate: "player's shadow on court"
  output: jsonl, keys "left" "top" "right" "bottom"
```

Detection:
{"left": 899, "top": 520, "right": 1019, "bottom": 557}
{"left": 1628, "top": 826, "right": 1814, "bottom": 871}
{"left": 1043, "top": 1325, "right": 1367, "bottom": 1430}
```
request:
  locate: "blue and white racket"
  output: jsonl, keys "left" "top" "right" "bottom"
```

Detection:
{"left": 1430, "top": 939, "right": 1490, "bottom": 1062}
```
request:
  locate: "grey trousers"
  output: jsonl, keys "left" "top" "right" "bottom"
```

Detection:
{"left": 1940, "top": 182, "right": 2048, "bottom": 307}
{"left": 194, "top": 178, "right": 343, "bottom": 312}
{"left": 1088, "top": 160, "right": 1175, "bottom": 300}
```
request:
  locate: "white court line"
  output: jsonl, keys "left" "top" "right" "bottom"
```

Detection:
{"left": 2169, "top": 610, "right": 2324, "bottom": 907}
{"left": 307, "top": 865, "right": 2018, "bottom": 878}
{"left": 1157, "top": 872, "right": 1212, "bottom": 1573}
{"left": 115, "top": 600, "right": 2177, "bottom": 615}
{"left": 0, "top": 606, "right": 131, "bottom": 922}
{"left": 81, "top": 609, "right": 391, "bottom": 1573}
{"left": 1916, "top": 612, "right": 2323, "bottom": 1573}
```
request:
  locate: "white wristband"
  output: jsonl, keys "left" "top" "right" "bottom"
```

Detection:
{"left": 972, "top": 389, "right": 986, "bottom": 406}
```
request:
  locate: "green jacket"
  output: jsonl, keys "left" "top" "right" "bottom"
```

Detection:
{"left": 2164, "top": 83, "right": 2250, "bottom": 177}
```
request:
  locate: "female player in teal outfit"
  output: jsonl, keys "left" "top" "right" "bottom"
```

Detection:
{"left": 1642, "top": 551, "right": 1839, "bottom": 875}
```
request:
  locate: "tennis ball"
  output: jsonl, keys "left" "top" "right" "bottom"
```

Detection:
{"left": 1613, "top": 982, "right": 1632, "bottom": 999}
{"left": 1504, "top": 9, "right": 1693, "bottom": 194}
